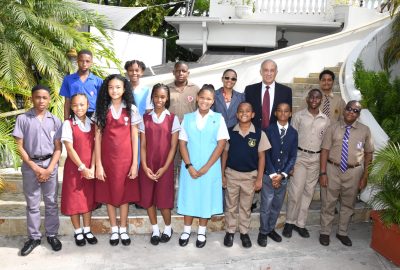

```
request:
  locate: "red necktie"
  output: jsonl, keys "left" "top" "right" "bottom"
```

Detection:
{"left": 262, "top": 85, "right": 270, "bottom": 129}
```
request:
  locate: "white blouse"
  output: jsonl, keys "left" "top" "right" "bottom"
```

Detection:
{"left": 109, "top": 103, "right": 142, "bottom": 125}
{"left": 139, "top": 109, "right": 180, "bottom": 134}
{"left": 61, "top": 116, "right": 93, "bottom": 143}
{"left": 179, "top": 110, "right": 230, "bottom": 142}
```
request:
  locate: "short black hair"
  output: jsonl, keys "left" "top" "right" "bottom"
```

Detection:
{"left": 319, "top": 69, "right": 335, "bottom": 81}
{"left": 174, "top": 61, "right": 188, "bottom": 70}
{"left": 222, "top": 69, "right": 237, "bottom": 78}
{"left": 237, "top": 101, "right": 253, "bottom": 112}
{"left": 78, "top": 49, "right": 93, "bottom": 58}
{"left": 308, "top": 88, "right": 322, "bottom": 97}
{"left": 275, "top": 102, "right": 291, "bottom": 112}
{"left": 31, "top": 84, "right": 51, "bottom": 94}
{"left": 124, "top": 60, "right": 146, "bottom": 71}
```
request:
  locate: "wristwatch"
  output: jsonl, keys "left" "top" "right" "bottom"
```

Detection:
{"left": 319, "top": 172, "right": 327, "bottom": 176}
{"left": 185, "top": 163, "right": 193, "bottom": 169}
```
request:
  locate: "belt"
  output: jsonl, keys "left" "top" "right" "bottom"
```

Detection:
{"left": 298, "top": 147, "right": 321, "bottom": 154}
{"left": 328, "top": 159, "right": 361, "bottom": 169}
{"left": 31, "top": 154, "right": 52, "bottom": 161}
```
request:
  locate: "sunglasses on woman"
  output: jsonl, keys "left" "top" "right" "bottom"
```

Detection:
{"left": 223, "top": 76, "right": 237, "bottom": 82}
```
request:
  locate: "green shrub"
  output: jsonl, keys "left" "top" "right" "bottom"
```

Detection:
{"left": 354, "top": 60, "right": 400, "bottom": 143}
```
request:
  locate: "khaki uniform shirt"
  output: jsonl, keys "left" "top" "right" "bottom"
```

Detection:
{"left": 321, "top": 120, "right": 374, "bottom": 165}
{"left": 292, "top": 108, "right": 330, "bottom": 152}
{"left": 167, "top": 81, "right": 199, "bottom": 122}
{"left": 225, "top": 123, "right": 271, "bottom": 152}
{"left": 321, "top": 92, "right": 346, "bottom": 122}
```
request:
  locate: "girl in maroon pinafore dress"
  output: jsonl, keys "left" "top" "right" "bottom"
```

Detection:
{"left": 138, "top": 84, "right": 180, "bottom": 245}
{"left": 61, "top": 93, "right": 98, "bottom": 246}
{"left": 94, "top": 74, "right": 142, "bottom": 246}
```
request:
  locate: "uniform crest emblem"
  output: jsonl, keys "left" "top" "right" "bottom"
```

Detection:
{"left": 248, "top": 138, "right": 256, "bottom": 147}
{"left": 187, "top": 95, "right": 194, "bottom": 102}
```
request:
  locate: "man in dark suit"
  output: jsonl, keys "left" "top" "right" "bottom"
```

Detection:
{"left": 245, "top": 59, "right": 292, "bottom": 129}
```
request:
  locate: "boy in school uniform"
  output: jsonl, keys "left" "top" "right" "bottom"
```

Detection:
{"left": 222, "top": 102, "right": 271, "bottom": 248}
{"left": 60, "top": 49, "right": 103, "bottom": 120}
{"left": 13, "top": 85, "right": 63, "bottom": 256}
{"left": 319, "top": 100, "right": 373, "bottom": 247}
{"left": 283, "top": 89, "right": 330, "bottom": 238}
{"left": 258, "top": 103, "right": 298, "bottom": 247}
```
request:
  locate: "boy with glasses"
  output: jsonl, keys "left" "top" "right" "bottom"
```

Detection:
{"left": 318, "top": 101, "right": 374, "bottom": 246}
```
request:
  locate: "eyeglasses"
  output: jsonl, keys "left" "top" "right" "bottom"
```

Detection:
{"left": 345, "top": 107, "right": 361, "bottom": 114}
{"left": 223, "top": 76, "right": 237, "bottom": 82}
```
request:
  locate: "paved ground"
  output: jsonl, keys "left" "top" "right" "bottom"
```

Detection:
{"left": 0, "top": 223, "right": 398, "bottom": 270}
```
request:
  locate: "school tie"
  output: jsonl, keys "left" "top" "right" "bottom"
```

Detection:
{"left": 340, "top": 125, "right": 351, "bottom": 173}
{"left": 280, "top": 127, "right": 286, "bottom": 143}
{"left": 262, "top": 86, "right": 270, "bottom": 129}
{"left": 322, "top": 95, "right": 330, "bottom": 117}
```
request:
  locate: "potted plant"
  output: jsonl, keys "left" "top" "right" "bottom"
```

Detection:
{"left": 369, "top": 142, "right": 400, "bottom": 266}
{"left": 234, "top": 0, "right": 254, "bottom": 19}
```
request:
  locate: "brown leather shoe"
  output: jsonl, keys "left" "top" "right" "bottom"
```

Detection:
{"left": 336, "top": 234, "right": 352, "bottom": 246}
{"left": 319, "top": 234, "right": 330, "bottom": 246}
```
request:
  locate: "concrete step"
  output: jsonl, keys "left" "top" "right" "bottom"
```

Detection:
{"left": 0, "top": 200, "right": 370, "bottom": 236}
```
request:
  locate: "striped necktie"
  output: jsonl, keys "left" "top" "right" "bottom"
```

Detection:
{"left": 340, "top": 126, "right": 351, "bottom": 173}
{"left": 280, "top": 128, "right": 286, "bottom": 143}
{"left": 323, "top": 95, "right": 330, "bottom": 117}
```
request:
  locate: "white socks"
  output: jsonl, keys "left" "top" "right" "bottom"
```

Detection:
{"left": 163, "top": 225, "right": 172, "bottom": 237}
{"left": 180, "top": 225, "right": 191, "bottom": 240}
{"left": 119, "top": 227, "right": 129, "bottom": 240}
{"left": 83, "top": 226, "right": 94, "bottom": 238}
{"left": 110, "top": 226, "right": 119, "bottom": 240}
{"left": 198, "top": 226, "right": 206, "bottom": 242}
{"left": 74, "top": 228, "right": 84, "bottom": 240}
{"left": 152, "top": 224, "right": 160, "bottom": 237}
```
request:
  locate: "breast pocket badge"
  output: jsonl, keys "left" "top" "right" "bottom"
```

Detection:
{"left": 248, "top": 138, "right": 256, "bottom": 147}
{"left": 357, "top": 141, "right": 363, "bottom": 150}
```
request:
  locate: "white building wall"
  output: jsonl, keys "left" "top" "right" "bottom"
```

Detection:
{"left": 90, "top": 27, "right": 165, "bottom": 72}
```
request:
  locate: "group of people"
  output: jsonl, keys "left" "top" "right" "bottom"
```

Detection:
{"left": 13, "top": 49, "right": 374, "bottom": 257}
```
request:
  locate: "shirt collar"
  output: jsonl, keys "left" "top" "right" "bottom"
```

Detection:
{"left": 73, "top": 115, "right": 92, "bottom": 126}
{"left": 323, "top": 91, "right": 334, "bottom": 98}
{"left": 340, "top": 119, "right": 359, "bottom": 129}
{"left": 195, "top": 109, "right": 214, "bottom": 117}
{"left": 72, "top": 72, "right": 95, "bottom": 81}
{"left": 262, "top": 81, "right": 275, "bottom": 89}
{"left": 277, "top": 122, "right": 289, "bottom": 130}
{"left": 27, "top": 108, "right": 52, "bottom": 118}
{"left": 149, "top": 109, "right": 170, "bottom": 116}
{"left": 233, "top": 123, "right": 256, "bottom": 133}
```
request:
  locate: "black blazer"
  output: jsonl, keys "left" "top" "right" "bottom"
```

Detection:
{"left": 244, "top": 82, "right": 292, "bottom": 129}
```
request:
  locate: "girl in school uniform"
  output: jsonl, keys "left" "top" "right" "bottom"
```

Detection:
{"left": 138, "top": 83, "right": 180, "bottom": 245}
{"left": 177, "top": 84, "right": 229, "bottom": 248}
{"left": 94, "top": 74, "right": 142, "bottom": 246}
{"left": 125, "top": 60, "right": 152, "bottom": 115}
{"left": 61, "top": 93, "right": 98, "bottom": 247}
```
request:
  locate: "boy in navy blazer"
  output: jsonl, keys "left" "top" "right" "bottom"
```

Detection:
{"left": 258, "top": 103, "right": 298, "bottom": 247}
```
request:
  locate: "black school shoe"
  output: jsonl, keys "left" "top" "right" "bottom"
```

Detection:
{"left": 282, "top": 223, "right": 294, "bottom": 238}
{"left": 47, "top": 236, "right": 62, "bottom": 251}
{"left": 150, "top": 232, "right": 160, "bottom": 246}
{"left": 196, "top": 234, "right": 207, "bottom": 248}
{"left": 84, "top": 231, "right": 98, "bottom": 245}
{"left": 109, "top": 232, "right": 119, "bottom": 246}
{"left": 74, "top": 233, "right": 86, "bottom": 247}
{"left": 293, "top": 225, "right": 310, "bottom": 238}
{"left": 267, "top": 230, "right": 282, "bottom": 242}
{"left": 160, "top": 229, "right": 173, "bottom": 243}
{"left": 120, "top": 232, "right": 131, "bottom": 246}
{"left": 179, "top": 232, "right": 190, "bottom": 247}
{"left": 240, "top": 233, "right": 252, "bottom": 248}
{"left": 223, "top": 232, "right": 234, "bottom": 247}
{"left": 257, "top": 233, "right": 268, "bottom": 247}
{"left": 20, "top": 239, "right": 41, "bottom": 256}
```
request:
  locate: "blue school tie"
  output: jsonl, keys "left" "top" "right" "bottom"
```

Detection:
{"left": 340, "top": 126, "right": 351, "bottom": 173}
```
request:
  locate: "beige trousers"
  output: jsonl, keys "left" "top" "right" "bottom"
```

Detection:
{"left": 224, "top": 168, "right": 257, "bottom": 234}
{"left": 286, "top": 151, "right": 320, "bottom": 228}
{"left": 320, "top": 162, "right": 363, "bottom": 235}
